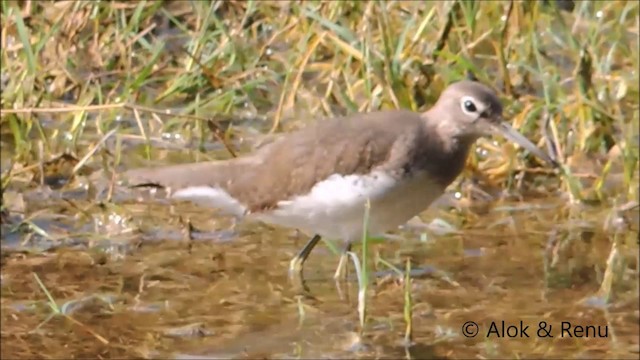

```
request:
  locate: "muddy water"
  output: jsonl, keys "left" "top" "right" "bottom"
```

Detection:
{"left": 1, "top": 186, "right": 638, "bottom": 358}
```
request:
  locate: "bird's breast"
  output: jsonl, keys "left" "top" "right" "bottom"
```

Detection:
{"left": 254, "top": 170, "right": 445, "bottom": 242}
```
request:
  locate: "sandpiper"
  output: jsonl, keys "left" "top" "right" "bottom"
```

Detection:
{"left": 124, "top": 80, "right": 557, "bottom": 279}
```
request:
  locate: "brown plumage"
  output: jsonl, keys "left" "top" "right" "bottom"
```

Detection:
{"left": 127, "top": 111, "right": 450, "bottom": 212}
{"left": 124, "top": 81, "right": 515, "bottom": 213}
{"left": 123, "top": 80, "right": 556, "bottom": 277}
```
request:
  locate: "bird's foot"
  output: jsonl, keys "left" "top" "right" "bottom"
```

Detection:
{"left": 289, "top": 255, "right": 304, "bottom": 278}
{"left": 333, "top": 242, "right": 353, "bottom": 281}
{"left": 333, "top": 253, "right": 348, "bottom": 280}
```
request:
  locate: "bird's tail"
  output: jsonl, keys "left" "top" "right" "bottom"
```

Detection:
{"left": 123, "top": 161, "right": 225, "bottom": 190}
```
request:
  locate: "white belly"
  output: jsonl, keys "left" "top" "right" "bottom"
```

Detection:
{"left": 254, "top": 171, "right": 444, "bottom": 243}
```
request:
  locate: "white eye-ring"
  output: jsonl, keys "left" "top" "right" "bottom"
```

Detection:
{"left": 460, "top": 96, "right": 479, "bottom": 115}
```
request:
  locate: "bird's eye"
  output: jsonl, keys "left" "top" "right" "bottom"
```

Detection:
{"left": 463, "top": 99, "right": 477, "bottom": 113}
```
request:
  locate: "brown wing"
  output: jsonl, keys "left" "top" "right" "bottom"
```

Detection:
{"left": 124, "top": 110, "right": 425, "bottom": 213}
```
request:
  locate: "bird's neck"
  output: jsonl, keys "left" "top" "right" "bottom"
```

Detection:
{"left": 421, "top": 111, "right": 478, "bottom": 153}
{"left": 419, "top": 112, "right": 478, "bottom": 187}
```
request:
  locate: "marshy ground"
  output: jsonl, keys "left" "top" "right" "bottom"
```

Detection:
{"left": 1, "top": 1, "right": 638, "bottom": 358}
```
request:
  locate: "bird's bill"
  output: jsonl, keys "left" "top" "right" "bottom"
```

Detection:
{"left": 491, "top": 121, "right": 558, "bottom": 168}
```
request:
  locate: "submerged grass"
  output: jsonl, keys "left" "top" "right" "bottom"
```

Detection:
{"left": 403, "top": 258, "right": 413, "bottom": 347}
{"left": 31, "top": 272, "right": 109, "bottom": 345}
{"left": 359, "top": 199, "right": 371, "bottom": 336}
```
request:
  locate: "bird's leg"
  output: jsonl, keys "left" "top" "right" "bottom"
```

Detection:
{"left": 333, "top": 242, "right": 352, "bottom": 280}
{"left": 289, "top": 234, "right": 322, "bottom": 277}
